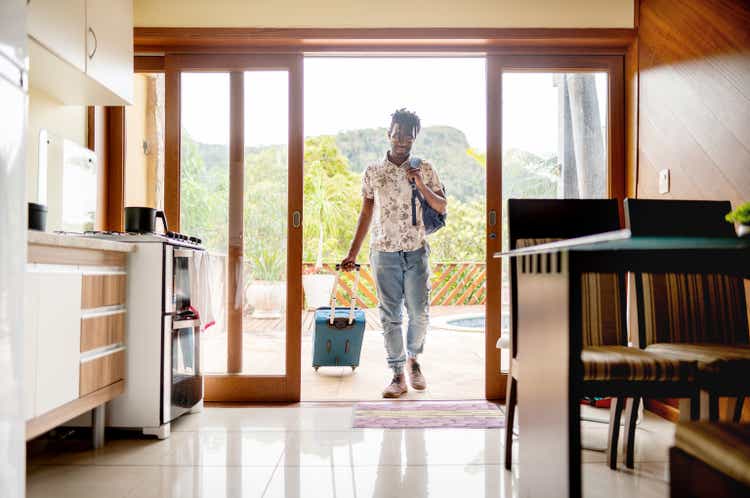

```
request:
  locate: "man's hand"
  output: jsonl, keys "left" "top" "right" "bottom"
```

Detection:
{"left": 406, "top": 165, "right": 424, "bottom": 186}
{"left": 340, "top": 253, "right": 358, "bottom": 272}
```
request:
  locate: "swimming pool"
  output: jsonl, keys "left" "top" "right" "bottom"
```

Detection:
{"left": 431, "top": 313, "right": 509, "bottom": 333}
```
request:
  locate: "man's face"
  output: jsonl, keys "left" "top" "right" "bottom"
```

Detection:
{"left": 388, "top": 122, "right": 415, "bottom": 158}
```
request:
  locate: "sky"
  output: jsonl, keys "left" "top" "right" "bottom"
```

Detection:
{"left": 180, "top": 58, "right": 607, "bottom": 158}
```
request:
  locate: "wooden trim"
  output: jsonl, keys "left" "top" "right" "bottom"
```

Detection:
{"left": 135, "top": 55, "right": 165, "bottom": 72}
{"left": 164, "top": 56, "right": 181, "bottom": 231}
{"left": 26, "top": 380, "right": 124, "bottom": 440}
{"left": 608, "top": 55, "right": 627, "bottom": 208}
{"left": 106, "top": 107, "right": 126, "bottom": 231}
{"left": 286, "top": 54, "right": 304, "bottom": 400}
{"left": 80, "top": 312, "right": 126, "bottom": 352}
{"left": 227, "top": 71, "right": 244, "bottom": 374}
{"left": 135, "top": 27, "right": 636, "bottom": 53}
{"left": 165, "top": 53, "right": 299, "bottom": 71}
{"left": 81, "top": 274, "right": 127, "bottom": 309}
{"left": 625, "top": 38, "right": 639, "bottom": 198}
{"left": 79, "top": 349, "right": 125, "bottom": 396}
{"left": 28, "top": 244, "right": 127, "bottom": 267}
{"left": 204, "top": 375, "right": 298, "bottom": 402}
{"left": 485, "top": 55, "right": 504, "bottom": 400}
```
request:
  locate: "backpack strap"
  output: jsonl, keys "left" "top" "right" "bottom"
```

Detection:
{"left": 409, "top": 157, "right": 422, "bottom": 226}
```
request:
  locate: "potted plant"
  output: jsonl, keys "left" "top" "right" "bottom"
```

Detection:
{"left": 726, "top": 202, "right": 750, "bottom": 238}
{"left": 245, "top": 248, "right": 286, "bottom": 319}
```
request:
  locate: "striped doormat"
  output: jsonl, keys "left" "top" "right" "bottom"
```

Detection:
{"left": 352, "top": 401, "right": 504, "bottom": 429}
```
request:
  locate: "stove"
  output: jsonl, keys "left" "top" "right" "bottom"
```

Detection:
{"left": 70, "top": 228, "right": 205, "bottom": 438}
{"left": 60, "top": 230, "right": 203, "bottom": 248}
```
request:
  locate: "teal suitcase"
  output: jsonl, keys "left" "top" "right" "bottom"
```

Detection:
{"left": 312, "top": 265, "right": 366, "bottom": 371}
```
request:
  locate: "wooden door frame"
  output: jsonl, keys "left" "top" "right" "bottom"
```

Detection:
{"left": 163, "top": 53, "right": 303, "bottom": 402}
{"left": 485, "top": 53, "right": 627, "bottom": 399}
{"left": 133, "top": 29, "right": 633, "bottom": 402}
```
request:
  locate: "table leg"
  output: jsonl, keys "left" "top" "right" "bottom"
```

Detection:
{"left": 517, "top": 252, "right": 581, "bottom": 498}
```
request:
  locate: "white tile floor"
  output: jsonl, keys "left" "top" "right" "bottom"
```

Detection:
{"left": 26, "top": 404, "right": 674, "bottom": 498}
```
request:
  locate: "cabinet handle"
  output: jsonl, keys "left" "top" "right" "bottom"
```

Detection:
{"left": 88, "top": 27, "right": 98, "bottom": 59}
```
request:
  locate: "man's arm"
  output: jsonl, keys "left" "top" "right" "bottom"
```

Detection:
{"left": 341, "top": 197, "right": 374, "bottom": 271}
{"left": 417, "top": 183, "right": 447, "bottom": 214}
{"left": 407, "top": 166, "right": 447, "bottom": 214}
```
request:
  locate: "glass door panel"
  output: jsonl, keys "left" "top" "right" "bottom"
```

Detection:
{"left": 242, "top": 70, "right": 289, "bottom": 375}
{"left": 499, "top": 70, "right": 609, "bottom": 371}
{"left": 179, "top": 72, "right": 230, "bottom": 374}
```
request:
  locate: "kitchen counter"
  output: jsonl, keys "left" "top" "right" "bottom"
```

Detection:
{"left": 28, "top": 230, "right": 136, "bottom": 253}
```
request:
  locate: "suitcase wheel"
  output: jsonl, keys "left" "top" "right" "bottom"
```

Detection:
{"left": 351, "top": 366, "right": 356, "bottom": 371}
{"left": 314, "top": 366, "right": 319, "bottom": 372}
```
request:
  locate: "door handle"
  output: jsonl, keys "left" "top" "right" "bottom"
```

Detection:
{"left": 292, "top": 210, "right": 301, "bottom": 228}
{"left": 488, "top": 209, "right": 497, "bottom": 227}
{"left": 88, "top": 27, "right": 98, "bottom": 59}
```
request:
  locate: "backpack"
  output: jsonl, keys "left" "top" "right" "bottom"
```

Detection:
{"left": 409, "top": 157, "right": 446, "bottom": 235}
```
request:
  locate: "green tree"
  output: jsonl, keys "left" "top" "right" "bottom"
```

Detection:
{"left": 302, "top": 136, "right": 360, "bottom": 269}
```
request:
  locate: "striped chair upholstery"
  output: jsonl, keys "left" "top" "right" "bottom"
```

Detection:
{"left": 517, "top": 239, "right": 692, "bottom": 382}
{"left": 641, "top": 273, "right": 749, "bottom": 346}
{"left": 517, "top": 238, "right": 623, "bottom": 347}
{"left": 583, "top": 346, "right": 694, "bottom": 382}
{"left": 641, "top": 273, "right": 750, "bottom": 389}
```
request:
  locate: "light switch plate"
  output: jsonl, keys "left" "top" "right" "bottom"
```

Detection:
{"left": 658, "top": 169, "right": 670, "bottom": 194}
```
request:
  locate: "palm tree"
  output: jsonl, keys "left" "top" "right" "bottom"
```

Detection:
{"left": 305, "top": 160, "right": 349, "bottom": 271}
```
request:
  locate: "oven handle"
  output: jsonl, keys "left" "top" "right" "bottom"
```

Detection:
{"left": 173, "top": 248, "right": 195, "bottom": 258}
{"left": 172, "top": 318, "right": 200, "bottom": 330}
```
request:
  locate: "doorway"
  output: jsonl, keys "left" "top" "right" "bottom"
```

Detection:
{"left": 300, "top": 57, "right": 490, "bottom": 401}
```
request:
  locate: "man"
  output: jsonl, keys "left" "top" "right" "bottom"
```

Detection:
{"left": 341, "top": 108, "right": 447, "bottom": 398}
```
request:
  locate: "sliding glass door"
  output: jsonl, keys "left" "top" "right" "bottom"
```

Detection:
{"left": 165, "top": 54, "right": 303, "bottom": 402}
{"left": 485, "top": 55, "right": 625, "bottom": 398}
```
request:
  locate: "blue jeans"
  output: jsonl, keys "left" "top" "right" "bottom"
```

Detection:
{"left": 370, "top": 246, "right": 431, "bottom": 374}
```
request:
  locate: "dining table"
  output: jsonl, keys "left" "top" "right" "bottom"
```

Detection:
{"left": 494, "top": 228, "right": 750, "bottom": 498}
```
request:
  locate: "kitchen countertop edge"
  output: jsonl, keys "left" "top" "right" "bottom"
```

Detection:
{"left": 27, "top": 230, "right": 136, "bottom": 253}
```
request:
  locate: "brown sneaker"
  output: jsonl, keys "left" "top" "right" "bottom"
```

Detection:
{"left": 382, "top": 373, "right": 408, "bottom": 398}
{"left": 407, "top": 357, "right": 427, "bottom": 390}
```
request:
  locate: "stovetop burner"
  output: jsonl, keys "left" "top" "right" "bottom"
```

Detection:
{"left": 70, "top": 229, "right": 203, "bottom": 247}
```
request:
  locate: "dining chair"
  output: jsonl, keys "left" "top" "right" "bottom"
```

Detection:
{"left": 626, "top": 199, "right": 750, "bottom": 424}
{"left": 504, "top": 199, "right": 698, "bottom": 471}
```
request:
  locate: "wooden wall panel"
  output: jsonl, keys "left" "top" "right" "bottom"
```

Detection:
{"left": 636, "top": 0, "right": 750, "bottom": 207}
{"left": 637, "top": 0, "right": 750, "bottom": 422}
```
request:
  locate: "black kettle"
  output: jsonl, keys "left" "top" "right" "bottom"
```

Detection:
{"left": 124, "top": 207, "right": 169, "bottom": 234}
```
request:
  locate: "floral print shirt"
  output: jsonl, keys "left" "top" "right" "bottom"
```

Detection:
{"left": 362, "top": 154, "right": 444, "bottom": 252}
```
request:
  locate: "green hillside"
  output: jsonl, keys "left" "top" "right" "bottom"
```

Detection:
{"left": 335, "top": 126, "right": 484, "bottom": 202}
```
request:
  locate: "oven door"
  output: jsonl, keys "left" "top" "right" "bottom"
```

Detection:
{"left": 168, "top": 316, "right": 202, "bottom": 421}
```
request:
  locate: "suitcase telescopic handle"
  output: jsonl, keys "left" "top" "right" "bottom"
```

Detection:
{"left": 330, "top": 264, "right": 361, "bottom": 325}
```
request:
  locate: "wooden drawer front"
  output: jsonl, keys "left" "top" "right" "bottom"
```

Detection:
{"left": 82, "top": 274, "right": 127, "bottom": 309}
{"left": 80, "top": 313, "right": 125, "bottom": 353}
{"left": 80, "top": 349, "right": 125, "bottom": 396}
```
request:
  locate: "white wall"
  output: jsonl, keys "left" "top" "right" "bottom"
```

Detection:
{"left": 134, "top": 0, "right": 634, "bottom": 28}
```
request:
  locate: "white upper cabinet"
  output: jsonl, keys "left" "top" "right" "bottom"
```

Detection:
{"left": 27, "top": 0, "right": 86, "bottom": 73}
{"left": 27, "top": 0, "right": 133, "bottom": 105}
{"left": 85, "top": 0, "right": 134, "bottom": 104}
